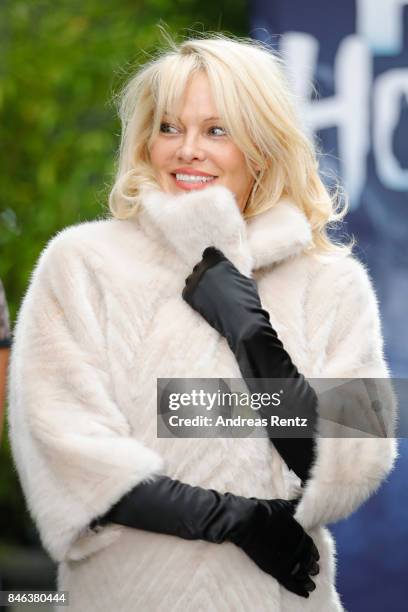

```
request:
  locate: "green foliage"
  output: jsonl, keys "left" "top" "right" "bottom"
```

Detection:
{"left": 0, "top": 0, "right": 248, "bottom": 544}
{"left": 1, "top": 0, "right": 249, "bottom": 321}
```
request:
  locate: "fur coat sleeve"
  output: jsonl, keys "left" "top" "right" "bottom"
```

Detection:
{"left": 7, "top": 228, "right": 165, "bottom": 563}
{"left": 294, "top": 255, "right": 398, "bottom": 531}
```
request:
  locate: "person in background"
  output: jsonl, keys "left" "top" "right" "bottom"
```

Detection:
{"left": 0, "top": 279, "right": 12, "bottom": 445}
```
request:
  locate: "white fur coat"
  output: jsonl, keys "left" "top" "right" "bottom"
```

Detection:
{"left": 7, "top": 185, "right": 397, "bottom": 612}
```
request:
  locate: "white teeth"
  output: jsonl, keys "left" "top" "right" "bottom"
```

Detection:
{"left": 175, "top": 173, "right": 216, "bottom": 183}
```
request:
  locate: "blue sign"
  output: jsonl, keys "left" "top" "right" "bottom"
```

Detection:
{"left": 250, "top": 2, "right": 408, "bottom": 610}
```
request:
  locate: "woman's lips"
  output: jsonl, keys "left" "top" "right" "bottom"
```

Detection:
{"left": 171, "top": 173, "right": 218, "bottom": 191}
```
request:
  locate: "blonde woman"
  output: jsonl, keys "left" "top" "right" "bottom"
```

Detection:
{"left": 7, "top": 32, "right": 396, "bottom": 611}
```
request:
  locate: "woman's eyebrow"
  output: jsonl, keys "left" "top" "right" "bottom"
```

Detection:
{"left": 163, "top": 112, "right": 221, "bottom": 122}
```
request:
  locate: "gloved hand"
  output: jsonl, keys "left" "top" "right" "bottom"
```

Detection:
{"left": 232, "top": 496, "right": 320, "bottom": 598}
{"left": 182, "top": 247, "right": 318, "bottom": 485}
{"left": 90, "top": 475, "right": 319, "bottom": 598}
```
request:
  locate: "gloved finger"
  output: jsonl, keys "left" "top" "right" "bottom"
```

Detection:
{"left": 202, "top": 246, "right": 225, "bottom": 262}
{"left": 295, "top": 534, "right": 315, "bottom": 568}
{"left": 286, "top": 533, "right": 313, "bottom": 580}
{"left": 292, "top": 547, "right": 318, "bottom": 583}
{"left": 303, "top": 578, "right": 316, "bottom": 593}
{"left": 302, "top": 535, "right": 319, "bottom": 567}
{"left": 281, "top": 578, "right": 311, "bottom": 599}
{"left": 311, "top": 542, "right": 320, "bottom": 562}
{"left": 290, "top": 560, "right": 314, "bottom": 584}
{"left": 303, "top": 552, "right": 320, "bottom": 576}
{"left": 183, "top": 248, "right": 225, "bottom": 298}
{"left": 287, "top": 497, "right": 301, "bottom": 514}
{"left": 289, "top": 561, "right": 301, "bottom": 577}
{"left": 292, "top": 568, "right": 309, "bottom": 583}
{"left": 292, "top": 563, "right": 319, "bottom": 584}
{"left": 309, "top": 561, "right": 319, "bottom": 576}
{"left": 289, "top": 574, "right": 316, "bottom": 593}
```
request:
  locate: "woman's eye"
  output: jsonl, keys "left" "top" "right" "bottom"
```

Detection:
{"left": 159, "top": 122, "right": 178, "bottom": 134}
{"left": 209, "top": 126, "right": 227, "bottom": 137}
{"left": 159, "top": 122, "right": 227, "bottom": 137}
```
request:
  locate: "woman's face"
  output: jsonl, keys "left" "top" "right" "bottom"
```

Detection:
{"left": 149, "top": 71, "right": 257, "bottom": 212}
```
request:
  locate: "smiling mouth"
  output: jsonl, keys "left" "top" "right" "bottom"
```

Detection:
{"left": 171, "top": 173, "right": 218, "bottom": 190}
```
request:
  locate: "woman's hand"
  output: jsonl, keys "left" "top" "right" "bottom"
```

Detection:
{"left": 231, "top": 497, "right": 320, "bottom": 598}
{"left": 91, "top": 473, "right": 319, "bottom": 598}
{"left": 182, "top": 246, "right": 265, "bottom": 351}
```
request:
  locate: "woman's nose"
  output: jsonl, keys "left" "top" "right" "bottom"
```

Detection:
{"left": 177, "top": 132, "right": 206, "bottom": 161}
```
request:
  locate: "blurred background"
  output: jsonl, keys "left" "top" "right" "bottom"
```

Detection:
{"left": 0, "top": 1, "right": 406, "bottom": 610}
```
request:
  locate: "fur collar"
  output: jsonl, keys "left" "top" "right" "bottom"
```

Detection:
{"left": 137, "top": 185, "right": 313, "bottom": 275}
{"left": 246, "top": 197, "right": 313, "bottom": 270}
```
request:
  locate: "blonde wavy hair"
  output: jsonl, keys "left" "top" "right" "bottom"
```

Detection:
{"left": 108, "top": 29, "right": 353, "bottom": 255}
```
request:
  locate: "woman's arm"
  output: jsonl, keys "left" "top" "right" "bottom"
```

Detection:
{"left": 182, "top": 247, "right": 318, "bottom": 485}
{"left": 182, "top": 248, "right": 398, "bottom": 531}
{"left": 7, "top": 229, "right": 164, "bottom": 563}
{"left": 90, "top": 473, "right": 319, "bottom": 598}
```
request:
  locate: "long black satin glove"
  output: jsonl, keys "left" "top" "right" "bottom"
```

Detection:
{"left": 90, "top": 475, "right": 319, "bottom": 598}
{"left": 182, "top": 247, "right": 318, "bottom": 485}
